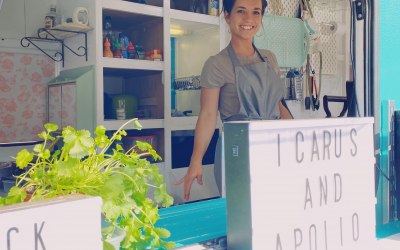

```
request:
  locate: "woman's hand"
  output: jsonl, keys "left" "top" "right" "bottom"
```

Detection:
{"left": 175, "top": 87, "right": 220, "bottom": 201}
{"left": 175, "top": 162, "right": 203, "bottom": 201}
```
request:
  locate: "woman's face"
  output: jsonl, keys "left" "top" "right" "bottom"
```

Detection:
{"left": 224, "top": 0, "right": 263, "bottom": 42}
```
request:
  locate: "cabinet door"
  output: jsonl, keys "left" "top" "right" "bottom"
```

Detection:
{"left": 61, "top": 83, "right": 76, "bottom": 128}
{"left": 48, "top": 85, "right": 62, "bottom": 127}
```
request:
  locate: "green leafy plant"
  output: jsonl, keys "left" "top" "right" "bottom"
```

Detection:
{"left": 0, "top": 119, "right": 174, "bottom": 250}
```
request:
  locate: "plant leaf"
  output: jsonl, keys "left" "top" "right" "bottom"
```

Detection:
{"left": 103, "top": 240, "right": 115, "bottom": 250}
{"left": 95, "top": 125, "right": 106, "bottom": 136}
{"left": 64, "top": 129, "right": 94, "bottom": 159}
{"left": 154, "top": 227, "right": 171, "bottom": 239}
{"left": 132, "top": 119, "right": 142, "bottom": 130}
{"left": 15, "top": 149, "right": 34, "bottom": 169}
{"left": 44, "top": 123, "right": 59, "bottom": 133}
{"left": 5, "top": 186, "right": 26, "bottom": 204}
{"left": 33, "top": 143, "right": 43, "bottom": 153}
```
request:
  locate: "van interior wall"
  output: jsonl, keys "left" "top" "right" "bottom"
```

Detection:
{"left": 269, "top": 0, "right": 351, "bottom": 119}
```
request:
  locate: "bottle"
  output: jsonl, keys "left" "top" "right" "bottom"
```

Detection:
{"left": 103, "top": 16, "right": 113, "bottom": 48}
{"left": 44, "top": 5, "right": 57, "bottom": 28}
{"left": 119, "top": 33, "right": 129, "bottom": 59}
{"left": 113, "top": 39, "right": 122, "bottom": 58}
{"left": 151, "top": 49, "right": 162, "bottom": 61}
{"left": 103, "top": 38, "right": 113, "bottom": 58}
{"left": 127, "top": 42, "right": 137, "bottom": 59}
{"left": 208, "top": 0, "right": 219, "bottom": 16}
{"left": 294, "top": 70, "right": 304, "bottom": 100}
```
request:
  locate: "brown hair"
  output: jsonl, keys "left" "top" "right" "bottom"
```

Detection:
{"left": 222, "top": 0, "right": 268, "bottom": 15}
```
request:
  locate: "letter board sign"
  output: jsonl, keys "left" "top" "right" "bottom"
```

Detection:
{"left": 224, "top": 118, "right": 376, "bottom": 250}
{"left": 0, "top": 195, "right": 102, "bottom": 250}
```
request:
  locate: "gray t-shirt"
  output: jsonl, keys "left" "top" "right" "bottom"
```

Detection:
{"left": 200, "top": 47, "right": 282, "bottom": 121}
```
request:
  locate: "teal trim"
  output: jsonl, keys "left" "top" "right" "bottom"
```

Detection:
{"left": 156, "top": 198, "right": 226, "bottom": 246}
{"left": 377, "top": 101, "right": 390, "bottom": 228}
{"left": 380, "top": 1, "right": 400, "bottom": 109}
{"left": 378, "top": 0, "right": 400, "bottom": 238}
{"left": 171, "top": 37, "right": 176, "bottom": 110}
{"left": 377, "top": 221, "right": 400, "bottom": 239}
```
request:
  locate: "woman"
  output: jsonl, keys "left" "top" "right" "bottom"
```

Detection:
{"left": 176, "top": 0, "right": 293, "bottom": 201}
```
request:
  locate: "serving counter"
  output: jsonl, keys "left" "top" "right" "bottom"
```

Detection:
{"left": 158, "top": 118, "right": 399, "bottom": 249}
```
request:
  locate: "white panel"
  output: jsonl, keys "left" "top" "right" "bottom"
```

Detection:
{"left": 175, "top": 27, "right": 219, "bottom": 77}
{"left": 25, "top": 0, "right": 56, "bottom": 36}
{"left": 0, "top": 0, "right": 25, "bottom": 39}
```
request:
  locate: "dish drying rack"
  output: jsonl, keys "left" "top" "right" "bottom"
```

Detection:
{"left": 173, "top": 75, "right": 201, "bottom": 90}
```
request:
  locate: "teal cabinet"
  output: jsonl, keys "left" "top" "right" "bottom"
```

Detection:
{"left": 48, "top": 66, "right": 95, "bottom": 133}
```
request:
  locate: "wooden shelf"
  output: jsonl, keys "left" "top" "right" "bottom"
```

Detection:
{"left": 38, "top": 23, "right": 93, "bottom": 40}
{"left": 102, "top": 57, "right": 164, "bottom": 70}
{"left": 102, "top": 119, "right": 164, "bottom": 130}
{"left": 102, "top": 0, "right": 163, "bottom": 17}
{"left": 170, "top": 9, "right": 219, "bottom": 25}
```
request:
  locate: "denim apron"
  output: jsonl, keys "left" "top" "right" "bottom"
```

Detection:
{"left": 214, "top": 43, "right": 284, "bottom": 195}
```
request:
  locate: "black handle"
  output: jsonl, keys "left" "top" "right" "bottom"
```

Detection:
{"left": 323, "top": 95, "right": 348, "bottom": 118}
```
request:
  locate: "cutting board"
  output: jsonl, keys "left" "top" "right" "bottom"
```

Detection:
{"left": 254, "top": 14, "right": 309, "bottom": 68}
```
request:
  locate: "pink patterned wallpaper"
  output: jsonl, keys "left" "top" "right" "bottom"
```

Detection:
{"left": 0, "top": 51, "right": 55, "bottom": 143}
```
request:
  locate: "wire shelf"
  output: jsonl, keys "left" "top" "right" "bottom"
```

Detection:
{"left": 173, "top": 75, "right": 201, "bottom": 90}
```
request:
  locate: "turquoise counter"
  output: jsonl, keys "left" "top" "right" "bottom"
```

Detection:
{"left": 156, "top": 198, "right": 226, "bottom": 247}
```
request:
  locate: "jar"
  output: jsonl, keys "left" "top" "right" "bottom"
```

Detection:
{"left": 150, "top": 49, "right": 162, "bottom": 61}
{"left": 145, "top": 51, "right": 152, "bottom": 61}
{"left": 135, "top": 45, "right": 145, "bottom": 60}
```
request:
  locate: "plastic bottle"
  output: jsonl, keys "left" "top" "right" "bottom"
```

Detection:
{"left": 103, "top": 16, "right": 113, "bottom": 48}
{"left": 208, "top": 0, "right": 219, "bottom": 16}
{"left": 113, "top": 39, "right": 122, "bottom": 58}
{"left": 103, "top": 38, "right": 113, "bottom": 58}
{"left": 119, "top": 33, "right": 129, "bottom": 59}
{"left": 44, "top": 5, "right": 57, "bottom": 28}
{"left": 127, "top": 42, "right": 137, "bottom": 59}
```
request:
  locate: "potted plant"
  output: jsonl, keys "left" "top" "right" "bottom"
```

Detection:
{"left": 0, "top": 118, "right": 175, "bottom": 250}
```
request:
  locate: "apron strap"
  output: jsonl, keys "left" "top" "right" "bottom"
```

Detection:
{"left": 227, "top": 43, "right": 266, "bottom": 68}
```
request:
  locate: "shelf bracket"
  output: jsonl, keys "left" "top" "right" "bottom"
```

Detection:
{"left": 20, "top": 36, "right": 64, "bottom": 63}
{"left": 20, "top": 27, "right": 89, "bottom": 67}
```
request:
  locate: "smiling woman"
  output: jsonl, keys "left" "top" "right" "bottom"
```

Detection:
{"left": 176, "top": 0, "right": 293, "bottom": 201}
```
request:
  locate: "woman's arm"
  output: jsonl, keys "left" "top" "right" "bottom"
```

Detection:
{"left": 279, "top": 101, "right": 293, "bottom": 119}
{"left": 175, "top": 87, "right": 220, "bottom": 201}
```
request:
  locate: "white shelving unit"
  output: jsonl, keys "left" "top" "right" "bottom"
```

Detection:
{"left": 60, "top": 0, "right": 227, "bottom": 203}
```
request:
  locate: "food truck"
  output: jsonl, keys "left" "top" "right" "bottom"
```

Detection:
{"left": 1, "top": 0, "right": 400, "bottom": 249}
